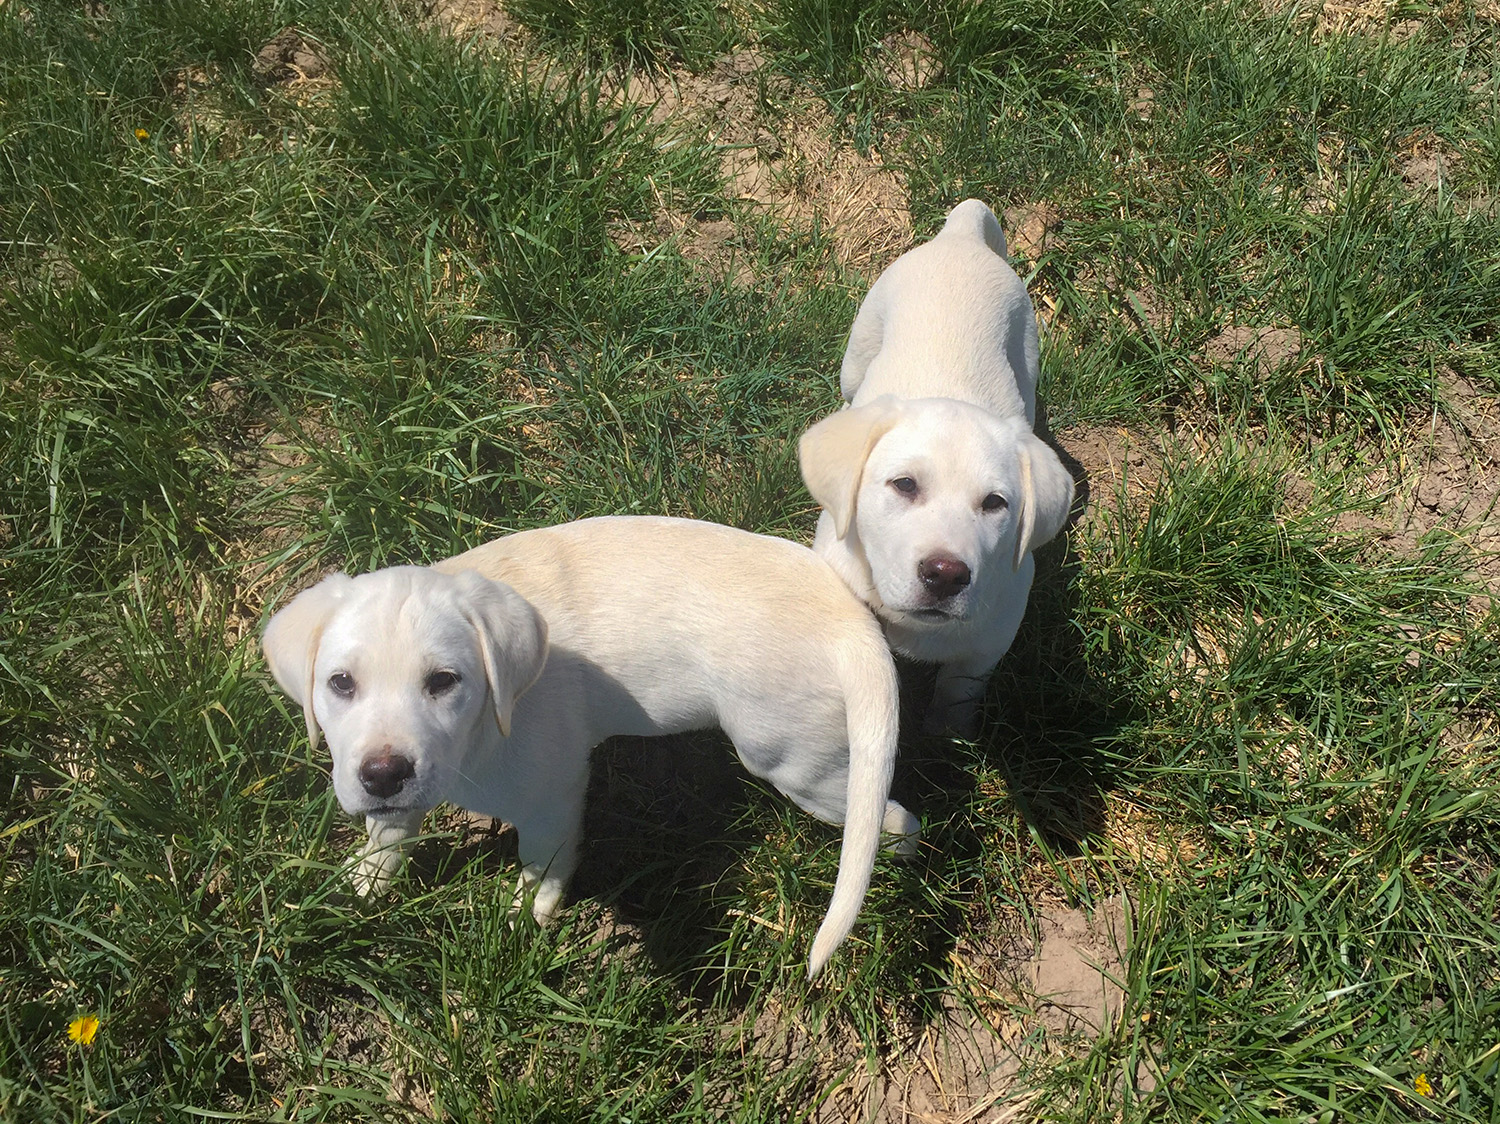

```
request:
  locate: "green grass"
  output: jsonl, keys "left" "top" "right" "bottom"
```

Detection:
{"left": 3, "top": 0, "right": 1498, "bottom": 1120}
{"left": 507, "top": 0, "right": 733, "bottom": 70}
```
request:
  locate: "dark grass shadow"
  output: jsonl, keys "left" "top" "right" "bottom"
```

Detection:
{"left": 570, "top": 731, "right": 778, "bottom": 1000}
{"left": 566, "top": 726, "right": 976, "bottom": 1011}
{"left": 986, "top": 436, "right": 1130, "bottom": 863}
{"left": 407, "top": 817, "right": 521, "bottom": 888}
{"left": 391, "top": 727, "right": 798, "bottom": 1002}
{"left": 573, "top": 724, "right": 976, "bottom": 1006}
{"left": 983, "top": 542, "right": 1124, "bottom": 860}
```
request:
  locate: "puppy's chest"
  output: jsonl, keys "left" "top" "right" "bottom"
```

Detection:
{"left": 879, "top": 612, "right": 975, "bottom": 663}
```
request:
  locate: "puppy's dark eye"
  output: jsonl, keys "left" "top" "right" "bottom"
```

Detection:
{"left": 981, "top": 493, "right": 1008, "bottom": 512}
{"left": 425, "top": 670, "right": 461, "bottom": 697}
{"left": 890, "top": 476, "right": 918, "bottom": 496}
{"left": 328, "top": 672, "right": 356, "bottom": 698}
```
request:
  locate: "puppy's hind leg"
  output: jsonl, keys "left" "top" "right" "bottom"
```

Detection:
{"left": 354, "top": 810, "right": 427, "bottom": 895}
{"left": 882, "top": 801, "right": 921, "bottom": 857}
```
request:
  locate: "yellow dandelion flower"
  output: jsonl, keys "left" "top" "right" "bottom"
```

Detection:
{"left": 134, "top": 128, "right": 149, "bottom": 140}
{"left": 67, "top": 1014, "right": 100, "bottom": 1046}
{"left": 1414, "top": 1073, "right": 1433, "bottom": 1097}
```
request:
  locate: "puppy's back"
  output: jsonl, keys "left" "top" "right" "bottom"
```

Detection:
{"left": 436, "top": 516, "right": 882, "bottom": 712}
{"left": 844, "top": 199, "right": 1038, "bottom": 423}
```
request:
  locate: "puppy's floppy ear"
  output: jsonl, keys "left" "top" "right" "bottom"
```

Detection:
{"left": 450, "top": 570, "right": 549, "bottom": 739}
{"left": 1013, "top": 433, "right": 1076, "bottom": 570}
{"left": 798, "top": 398, "right": 900, "bottom": 539}
{"left": 262, "top": 573, "right": 355, "bottom": 751}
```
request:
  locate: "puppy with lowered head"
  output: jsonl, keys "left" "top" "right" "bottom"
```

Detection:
{"left": 800, "top": 199, "right": 1075, "bottom": 736}
{"left": 262, "top": 516, "right": 918, "bottom": 978}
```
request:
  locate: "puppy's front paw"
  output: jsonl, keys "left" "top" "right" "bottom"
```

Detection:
{"left": 510, "top": 865, "right": 566, "bottom": 926}
{"left": 921, "top": 700, "right": 980, "bottom": 738}
{"left": 352, "top": 848, "right": 402, "bottom": 896}
{"left": 353, "top": 810, "right": 425, "bottom": 895}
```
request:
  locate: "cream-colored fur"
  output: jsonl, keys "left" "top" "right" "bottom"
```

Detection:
{"left": 263, "top": 516, "right": 919, "bottom": 978}
{"left": 800, "top": 199, "right": 1075, "bottom": 735}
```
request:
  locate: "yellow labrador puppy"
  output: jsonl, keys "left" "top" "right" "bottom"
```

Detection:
{"left": 800, "top": 199, "right": 1075, "bottom": 736}
{"left": 262, "top": 516, "right": 919, "bottom": 978}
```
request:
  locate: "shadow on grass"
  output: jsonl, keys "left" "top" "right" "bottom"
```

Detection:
{"left": 572, "top": 733, "right": 761, "bottom": 990}
{"left": 575, "top": 726, "right": 974, "bottom": 1008}
{"left": 979, "top": 435, "right": 1130, "bottom": 865}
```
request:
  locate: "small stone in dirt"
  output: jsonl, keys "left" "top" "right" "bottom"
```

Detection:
{"left": 252, "top": 28, "right": 329, "bottom": 87}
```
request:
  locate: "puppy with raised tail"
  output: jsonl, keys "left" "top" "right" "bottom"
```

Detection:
{"left": 799, "top": 199, "right": 1075, "bottom": 736}
{"left": 262, "top": 516, "right": 919, "bottom": 978}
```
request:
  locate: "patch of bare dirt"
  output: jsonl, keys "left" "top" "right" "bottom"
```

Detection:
{"left": 797, "top": 896, "right": 1131, "bottom": 1122}
{"left": 1023, "top": 896, "right": 1128, "bottom": 1037}
{"left": 247, "top": 29, "right": 340, "bottom": 121}
{"left": 423, "top": 0, "right": 525, "bottom": 43}
{"left": 611, "top": 210, "right": 755, "bottom": 284}
{"left": 1053, "top": 422, "right": 1164, "bottom": 531}
{"left": 1263, "top": 0, "right": 1485, "bottom": 38}
{"left": 1400, "top": 150, "right": 1450, "bottom": 192}
{"left": 824, "top": 997, "right": 1030, "bottom": 1123}
{"left": 1130, "top": 85, "right": 1156, "bottom": 121}
{"left": 1001, "top": 202, "right": 1063, "bottom": 265}
{"left": 1320, "top": 371, "right": 1500, "bottom": 598}
{"left": 874, "top": 30, "right": 941, "bottom": 93}
{"left": 610, "top": 49, "right": 911, "bottom": 272}
{"left": 1103, "top": 796, "right": 1206, "bottom": 868}
{"left": 1202, "top": 325, "right": 1305, "bottom": 379}
{"left": 1392, "top": 370, "right": 1500, "bottom": 589}
{"left": 1395, "top": 129, "right": 1461, "bottom": 194}
{"left": 251, "top": 28, "right": 330, "bottom": 87}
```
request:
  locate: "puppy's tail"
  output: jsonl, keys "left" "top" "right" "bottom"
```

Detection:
{"left": 807, "top": 637, "right": 902, "bottom": 980}
{"left": 939, "top": 197, "right": 1008, "bottom": 261}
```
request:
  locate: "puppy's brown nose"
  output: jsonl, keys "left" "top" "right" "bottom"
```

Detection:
{"left": 918, "top": 555, "right": 971, "bottom": 599}
{"left": 359, "top": 752, "right": 414, "bottom": 799}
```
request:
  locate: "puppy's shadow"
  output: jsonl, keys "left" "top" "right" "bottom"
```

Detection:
{"left": 979, "top": 432, "right": 1123, "bottom": 859}
{"left": 569, "top": 730, "right": 774, "bottom": 993}
{"left": 407, "top": 814, "right": 520, "bottom": 888}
